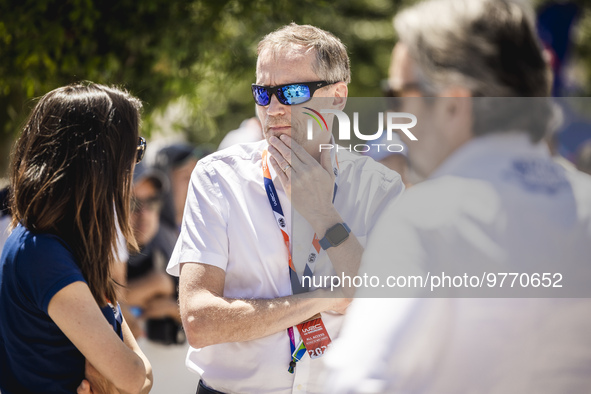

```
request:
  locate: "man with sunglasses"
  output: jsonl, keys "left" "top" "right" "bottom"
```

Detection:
{"left": 326, "top": 0, "right": 591, "bottom": 392}
{"left": 167, "top": 23, "right": 404, "bottom": 393}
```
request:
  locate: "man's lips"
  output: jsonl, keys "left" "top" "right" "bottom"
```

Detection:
{"left": 267, "top": 126, "right": 291, "bottom": 135}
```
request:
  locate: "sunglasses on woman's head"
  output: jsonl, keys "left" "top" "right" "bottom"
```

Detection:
{"left": 136, "top": 137, "right": 146, "bottom": 164}
{"left": 251, "top": 81, "right": 334, "bottom": 106}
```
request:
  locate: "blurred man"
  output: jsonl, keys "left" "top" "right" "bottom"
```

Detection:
{"left": 326, "top": 0, "right": 591, "bottom": 392}
{"left": 155, "top": 144, "right": 210, "bottom": 232}
{"left": 217, "top": 116, "right": 263, "bottom": 150}
{"left": 167, "top": 23, "right": 404, "bottom": 393}
{"left": 126, "top": 163, "right": 178, "bottom": 329}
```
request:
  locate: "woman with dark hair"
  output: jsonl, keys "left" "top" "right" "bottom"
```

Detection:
{"left": 0, "top": 83, "right": 153, "bottom": 393}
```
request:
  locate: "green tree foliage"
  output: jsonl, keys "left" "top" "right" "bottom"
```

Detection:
{"left": 0, "top": 0, "right": 412, "bottom": 176}
{"left": 0, "top": 0, "right": 208, "bottom": 143}
{"left": 571, "top": 0, "right": 591, "bottom": 95}
{"left": 7, "top": 0, "right": 588, "bottom": 168}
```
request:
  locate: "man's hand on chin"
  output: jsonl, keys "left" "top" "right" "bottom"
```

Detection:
{"left": 268, "top": 134, "right": 338, "bottom": 233}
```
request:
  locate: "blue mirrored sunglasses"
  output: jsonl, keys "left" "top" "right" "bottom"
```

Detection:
{"left": 251, "top": 81, "right": 334, "bottom": 106}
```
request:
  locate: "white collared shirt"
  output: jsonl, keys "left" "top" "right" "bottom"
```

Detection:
{"left": 167, "top": 139, "right": 404, "bottom": 393}
{"left": 325, "top": 133, "right": 591, "bottom": 393}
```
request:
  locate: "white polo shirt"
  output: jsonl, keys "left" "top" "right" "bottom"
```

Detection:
{"left": 167, "top": 139, "right": 404, "bottom": 393}
{"left": 325, "top": 133, "right": 591, "bottom": 393}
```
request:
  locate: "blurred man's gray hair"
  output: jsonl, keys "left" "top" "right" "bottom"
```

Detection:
{"left": 394, "top": 0, "right": 549, "bottom": 97}
{"left": 257, "top": 22, "right": 351, "bottom": 84}
{"left": 394, "top": 0, "right": 553, "bottom": 142}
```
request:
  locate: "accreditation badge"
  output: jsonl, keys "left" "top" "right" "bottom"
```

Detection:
{"left": 296, "top": 313, "right": 332, "bottom": 359}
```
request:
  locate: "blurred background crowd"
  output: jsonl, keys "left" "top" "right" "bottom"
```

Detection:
{"left": 2, "top": 0, "right": 591, "bottom": 392}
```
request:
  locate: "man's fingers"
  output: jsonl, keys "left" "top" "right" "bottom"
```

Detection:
{"left": 270, "top": 155, "right": 289, "bottom": 185}
{"left": 280, "top": 134, "right": 314, "bottom": 165}
{"left": 268, "top": 143, "right": 299, "bottom": 176}
{"left": 267, "top": 144, "right": 291, "bottom": 172}
{"left": 268, "top": 136, "right": 293, "bottom": 166}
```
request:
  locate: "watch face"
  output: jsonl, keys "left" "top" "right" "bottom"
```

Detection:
{"left": 326, "top": 223, "right": 350, "bottom": 246}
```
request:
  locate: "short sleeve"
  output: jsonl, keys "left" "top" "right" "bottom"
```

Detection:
{"left": 167, "top": 160, "right": 229, "bottom": 276}
{"left": 14, "top": 233, "right": 85, "bottom": 313}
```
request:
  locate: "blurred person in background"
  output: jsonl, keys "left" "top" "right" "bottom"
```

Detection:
{"left": 575, "top": 139, "right": 591, "bottom": 175}
{"left": 217, "top": 115, "right": 263, "bottom": 151}
{"left": 326, "top": 0, "right": 591, "bottom": 392}
{"left": 154, "top": 143, "right": 212, "bottom": 234}
{"left": 125, "top": 162, "right": 181, "bottom": 341}
{"left": 0, "top": 82, "right": 152, "bottom": 393}
{"left": 124, "top": 162, "right": 199, "bottom": 393}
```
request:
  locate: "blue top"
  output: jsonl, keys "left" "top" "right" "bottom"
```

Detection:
{"left": 0, "top": 224, "right": 123, "bottom": 394}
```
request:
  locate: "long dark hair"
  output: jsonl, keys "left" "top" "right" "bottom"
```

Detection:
{"left": 10, "top": 82, "right": 141, "bottom": 306}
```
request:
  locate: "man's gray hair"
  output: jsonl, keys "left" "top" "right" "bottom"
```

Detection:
{"left": 394, "top": 0, "right": 552, "bottom": 142}
{"left": 257, "top": 23, "right": 351, "bottom": 84}
{"left": 394, "top": 0, "right": 549, "bottom": 96}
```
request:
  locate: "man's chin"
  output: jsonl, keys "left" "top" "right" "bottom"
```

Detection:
{"left": 265, "top": 127, "right": 292, "bottom": 140}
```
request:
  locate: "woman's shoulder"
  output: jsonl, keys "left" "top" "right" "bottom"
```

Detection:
{"left": 4, "top": 225, "right": 83, "bottom": 292}
{"left": 2, "top": 225, "right": 85, "bottom": 314}
{"left": 6, "top": 224, "right": 75, "bottom": 261}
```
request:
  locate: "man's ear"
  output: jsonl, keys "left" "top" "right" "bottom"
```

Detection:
{"left": 441, "top": 93, "right": 473, "bottom": 142}
{"left": 332, "top": 82, "right": 348, "bottom": 110}
{"left": 439, "top": 86, "right": 472, "bottom": 125}
{"left": 448, "top": 95, "right": 471, "bottom": 118}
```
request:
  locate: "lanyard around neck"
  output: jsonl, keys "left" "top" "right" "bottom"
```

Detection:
{"left": 261, "top": 143, "right": 339, "bottom": 372}
{"left": 261, "top": 145, "right": 339, "bottom": 291}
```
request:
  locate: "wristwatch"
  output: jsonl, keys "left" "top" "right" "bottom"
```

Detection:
{"left": 319, "top": 223, "right": 351, "bottom": 250}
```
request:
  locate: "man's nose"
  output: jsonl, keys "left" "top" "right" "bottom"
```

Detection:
{"left": 266, "top": 93, "right": 287, "bottom": 116}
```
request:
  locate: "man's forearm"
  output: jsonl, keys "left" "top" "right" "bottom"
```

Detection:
{"left": 179, "top": 264, "right": 340, "bottom": 349}
{"left": 309, "top": 208, "right": 364, "bottom": 296}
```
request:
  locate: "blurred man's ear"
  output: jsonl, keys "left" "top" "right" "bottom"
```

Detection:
{"left": 442, "top": 94, "right": 474, "bottom": 142}
{"left": 332, "top": 82, "right": 348, "bottom": 110}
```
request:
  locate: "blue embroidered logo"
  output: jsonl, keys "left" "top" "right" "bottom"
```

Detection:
{"left": 505, "top": 159, "right": 569, "bottom": 194}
